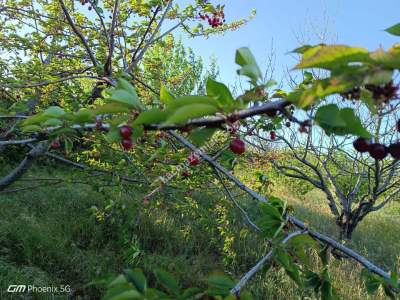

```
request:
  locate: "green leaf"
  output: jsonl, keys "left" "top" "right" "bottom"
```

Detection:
{"left": 361, "top": 269, "right": 382, "bottom": 294}
{"left": 181, "top": 287, "right": 202, "bottom": 299}
{"left": 274, "top": 249, "right": 302, "bottom": 287}
{"left": 239, "top": 291, "right": 255, "bottom": 300}
{"left": 21, "top": 125, "right": 42, "bottom": 133}
{"left": 304, "top": 270, "right": 322, "bottom": 291}
{"left": 237, "top": 65, "right": 263, "bottom": 84}
{"left": 296, "top": 45, "right": 370, "bottom": 70}
{"left": 154, "top": 269, "right": 180, "bottom": 296}
{"left": 188, "top": 127, "right": 217, "bottom": 147}
{"left": 107, "top": 79, "right": 143, "bottom": 110}
{"left": 64, "top": 138, "right": 73, "bottom": 154}
{"left": 318, "top": 246, "right": 330, "bottom": 266}
{"left": 108, "top": 90, "right": 140, "bottom": 109}
{"left": 42, "top": 118, "right": 63, "bottom": 127}
{"left": 95, "top": 103, "right": 130, "bottom": 115}
{"left": 315, "top": 104, "right": 347, "bottom": 128}
{"left": 288, "top": 234, "right": 318, "bottom": 266}
{"left": 207, "top": 274, "right": 235, "bottom": 297}
{"left": 116, "top": 78, "right": 137, "bottom": 97}
{"left": 49, "top": 128, "right": 77, "bottom": 138}
{"left": 105, "top": 126, "right": 123, "bottom": 143}
{"left": 321, "top": 280, "right": 334, "bottom": 300}
{"left": 292, "top": 45, "right": 316, "bottom": 54}
{"left": 235, "top": 47, "right": 258, "bottom": 67}
{"left": 133, "top": 109, "right": 170, "bottom": 126}
{"left": 108, "top": 275, "right": 128, "bottom": 287}
{"left": 363, "top": 70, "right": 393, "bottom": 85}
{"left": 160, "top": 85, "right": 175, "bottom": 105}
{"left": 235, "top": 47, "right": 262, "bottom": 84}
{"left": 385, "top": 23, "right": 400, "bottom": 36}
{"left": 43, "top": 106, "right": 66, "bottom": 118}
{"left": 339, "top": 108, "right": 372, "bottom": 138}
{"left": 73, "top": 108, "right": 94, "bottom": 124}
{"left": 165, "top": 104, "right": 218, "bottom": 124}
{"left": 23, "top": 113, "right": 49, "bottom": 126}
{"left": 206, "top": 78, "right": 234, "bottom": 108}
{"left": 103, "top": 286, "right": 142, "bottom": 300}
{"left": 124, "top": 269, "right": 147, "bottom": 293}
{"left": 167, "top": 96, "right": 219, "bottom": 110}
{"left": 315, "top": 105, "right": 372, "bottom": 138}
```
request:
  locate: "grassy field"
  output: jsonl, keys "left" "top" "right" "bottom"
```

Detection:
{"left": 0, "top": 162, "right": 399, "bottom": 299}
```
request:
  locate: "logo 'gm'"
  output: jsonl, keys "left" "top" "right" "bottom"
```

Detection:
{"left": 7, "top": 285, "right": 27, "bottom": 293}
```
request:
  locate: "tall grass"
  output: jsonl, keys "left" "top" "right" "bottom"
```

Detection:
{"left": 0, "top": 163, "right": 398, "bottom": 299}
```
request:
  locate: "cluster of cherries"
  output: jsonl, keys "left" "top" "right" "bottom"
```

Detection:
{"left": 51, "top": 139, "right": 61, "bottom": 149}
{"left": 119, "top": 125, "right": 134, "bottom": 151}
{"left": 341, "top": 81, "right": 398, "bottom": 103}
{"left": 198, "top": 10, "right": 225, "bottom": 28}
{"left": 353, "top": 123, "right": 400, "bottom": 160}
{"left": 79, "top": 0, "right": 92, "bottom": 10}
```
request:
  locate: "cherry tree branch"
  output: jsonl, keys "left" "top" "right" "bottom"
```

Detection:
{"left": 58, "top": 0, "right": 99, "bottom": 69}
{"left": 230, "top": 230, "right": 305, "bottom": 295}
{"left": 213, "top": 168, "right": 261, "bottom": 232}
{"left": 0, "top": 141, "right": 48, "bottom": 191}
{"left": 125, "top": 0, "right": 173, "bottom": 72}
{"left": 168, "top": 131, "right": 396, "bottom": 283}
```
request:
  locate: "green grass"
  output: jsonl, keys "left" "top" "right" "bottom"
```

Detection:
{"left": 0, "top": 163, "right": 399, "bottom": 299}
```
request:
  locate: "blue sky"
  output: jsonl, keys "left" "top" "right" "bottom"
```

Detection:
{"left": 177, "top": 0, "right": 400, "bottom": 86}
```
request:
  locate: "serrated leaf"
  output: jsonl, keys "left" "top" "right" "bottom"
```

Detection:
{"left": 315, "top": 104, "right": 347, "bottom": 128}
{"left": 235, "top": 47, "right": 258, "bottom": 67}
{"left": 124, "top": 269, "right": 147, "bottom": 293}
{"left": 95, "top": 103, "right": 130, "bottom": 115}
{"left": 188, "top": 127, "right": 216, "bottom": 147}
{"left": 165, "top": 104, "right": 218, "bottom": 124}
{"left": 361, "top": 269, "right": 382, "bottom": 295}
{"left": 154, "top": 269, "right": 180, "bottom": 296}
{"left": 385, "top": 23, "right": 400, "bottom": 36}
{"left": 237, "top": 65, "right": 262, "bottom": 84}
{"left": 42, "top": 118, "right": 63, "bottom": 126}
{"left": 108, "top": 275, "right": 128, "bottom": 288}
{"left": 292, "top": 45, "right": 316, "bottom": 54}
{"left": 339, "top": 108, "right": 372, "bottom": 138}
{"left": 43, "top": 106, "right": 66, "bottom": 118}
{"left": 64, "top": 138, "right": 73, "bottom": 154}
{"left": 108, "top": 90, "right": 141, "bottom": 110}
{"left": 116, "top": 78, "right": 137, "bottom": 97}
{"left": 181, "top": 287, "right": 202, "bottom": 299}
{"left": 167, "top": 96, "right": 219, "bottom": 110}
{"left": 73, "top": 108, "right": 94, "bottom": 124}
{"left": 103, "top": 287, "right": 142, "bottom": 300}
{"left": 363, "top": 70, "right": 393, "bottom": 85}
{"left": 321, "top": 280, "right": 334, "bottom": 300}
{"left": 23, "top": 113, "right": 49, "bottom": 126}
{"left": 105, "top": 126, "right": 123, "bottom": 143}
{"left": 315, "top": 105, "right": 372, "bottom": 138}
{"left": 207, "top": 274, "right": 235, "bottom": 297}
{"left": 274, "top": 249, "right": 302, "bottom": 287}
{"left": 296, "top": 45, "right": 370, "bottom": 70}
{"left": 235, "top": 47, "right": 262, "bottom": 84}
{"left": 133, "top": 109, "right": 170, "bottom": 126}
{"left": 22, "top": 125, "right": 42, "bottom": 133}
{"left": 206, "top": 78, "right": 234, "bottom": 108}
{"left": 160, "top": 85, "right": 175, "bottom": 105}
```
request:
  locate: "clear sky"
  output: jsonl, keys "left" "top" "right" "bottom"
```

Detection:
{"left": 177, "top": 0, "right": 400, "bottom": 87}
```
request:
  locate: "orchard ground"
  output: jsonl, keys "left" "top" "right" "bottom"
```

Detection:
{"left": 0, "top": 155, "right": 398, "bottom": 299}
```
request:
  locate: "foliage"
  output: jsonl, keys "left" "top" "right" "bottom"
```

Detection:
{"left": 1, "top": 2, "right": 400, "bottom": 299}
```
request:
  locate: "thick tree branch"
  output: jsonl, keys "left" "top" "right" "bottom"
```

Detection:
{"left": 0, "top": 141, "right": 48, "bottom": 190}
